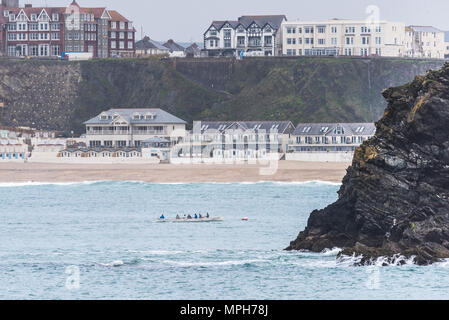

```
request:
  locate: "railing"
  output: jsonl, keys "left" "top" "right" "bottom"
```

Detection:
{"left": 87, "top": 130, "right": 167, "bottom": 135}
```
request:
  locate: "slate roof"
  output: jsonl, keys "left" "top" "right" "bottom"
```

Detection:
{"left": 135, "top": 36, "right": 168, "bottom": 50}
{"left": 238, "top": 15, "right": 287, "bottom": 29}
{"left": 207, "top": 15, "right": 286, "bottom": 33}
{"left": 84, "top": 108, "right": 187, "bottom": 125}
{"left": 409, "top": 26, "right": 444, "bottom": 33}
{"left": 163, "top": 39, "right": 185, "bottom": 52}
{"left": 293, "top": 123, "right": 376, "bottom": 136}
{"left": 193, "top": 121, "right": 295, "bottom": 134}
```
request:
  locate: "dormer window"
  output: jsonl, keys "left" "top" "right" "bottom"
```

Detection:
{"left": 334, "top": 126, "right": 345, "bottom": 135}
{"left": 31, "top": 14, "right": 37, "bottom": 21}
{"left": 9, "top": 14, "right": 15, "bottom": 22}
{"left": 133, "top": 113, "right": 142, "bottom": 120}
{"left": 145, "top": 113, "right": 155, "bottom": 120}
{"left": 100, "top": 113, "right": 108, "bottom": 120}
{"left": 52, "top": 13, "right": 59, "bottom": 21}
{"left": 3, "top": 10, "right": 9, "bottom": 18}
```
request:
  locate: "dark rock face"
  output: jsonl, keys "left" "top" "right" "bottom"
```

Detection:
{"left": 287, "top": 63, "right": 449, "bottom": 265}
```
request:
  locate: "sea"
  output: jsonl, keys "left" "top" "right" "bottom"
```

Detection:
{"left": 1, "top": 180, "right": 449, "bottom": 300}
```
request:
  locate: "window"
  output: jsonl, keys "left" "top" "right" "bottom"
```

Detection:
{"left": 331, "top": 38, "right": 337, "bottom": 45}
{"left": 237, "top": 36, "right": 245, "bottom": 46}
{"left": 111, "top": 42, "right": 116, "bottom": 49}
{"left": 286, "top": 27, "right": 296, "bottom": 34}
{"left": 318, "top": 39, "right": 325, "bottom": 45}
{"left": 51, "top": 45, "right": 60, "bottom": 56}
{"left": 128, "top": 41, "right": 133, "bottom": 49}
{"left": 52, "top": 13, "right": 58, "bottom": 21}
{"left": 224, "top": 39, "right": 231, "bottom": 48}
{"left": 119, "top": 41, "right": 125, "bottom": 49}
{"left": 298, "top": 27, "right": 302, "bottom": 34}
{"left": 298, "top": 38, "right": 302, "bottom": 44}
{"left": 375, "top": 37, "right": 381, "bottom": 45}
{"left": 51, "top": 32, "right": 60, "bottom": 40}
{"left": 111, "top": 21, "right": 116, "bottom": 29}
{"left": 119, "top": 22, "right": 125, "bottom": 29}
{"left": 128, "top": 32, "right": 133, "bottom": 39}
{"left": 317, "top": 26, "right": 326, "bottom": 33}
{"left": 331, "top": 26, "right": 337, "bottom": 33}
{"left": 119, "top": 32, "right": 125, "bottom": 39}
{"left": 110, "top": 31, "right": 116, "bottom": 38}
{"left": 305, "top": 26, "right": 314, "bottom": 33}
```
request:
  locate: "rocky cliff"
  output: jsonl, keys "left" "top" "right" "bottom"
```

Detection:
{"left": 0, "top": 57, "right": 444, "bottom": 133}
{"left": 287, "top": 63, "right": 449, "bottom": 265}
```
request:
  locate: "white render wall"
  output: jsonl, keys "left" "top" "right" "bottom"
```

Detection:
{"left": 282, "top": 20, "right": 406, "bottom": 57}
{"left": 286, "top": 152, "right": 354, "bottom": 162}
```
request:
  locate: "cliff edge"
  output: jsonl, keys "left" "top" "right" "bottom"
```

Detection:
{"left": 287, "top": 63, "right": 449, "bottom": 265}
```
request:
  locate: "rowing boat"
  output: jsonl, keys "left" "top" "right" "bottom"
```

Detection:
{"left": 157, "top": 217, "right": 224, "bottom": 223}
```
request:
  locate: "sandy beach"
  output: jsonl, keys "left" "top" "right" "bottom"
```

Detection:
{"left": 0, "top": 161, "right": 349, "bottom": 184}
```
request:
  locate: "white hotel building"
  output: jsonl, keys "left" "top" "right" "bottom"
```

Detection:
{"left": 282, "top": 19, "right": 406, "bottom": 57}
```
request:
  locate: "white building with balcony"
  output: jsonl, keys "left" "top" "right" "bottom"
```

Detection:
{"left": 173, "top": 121, "right": 295, "bottom": 163}
{"left": 203, "top": 15, "right": 287, "bottom": 57}
{"left": 286, "top": 123, "right": 376, "bottom": 162}
{"left": 405, "top": 26, "right": 445, "bottom": 59}
{"left": 282, "top": 19, "right": 405, "bottom": 57}
{"left": 83, "top": 108, "right": 187, "bottom": 149}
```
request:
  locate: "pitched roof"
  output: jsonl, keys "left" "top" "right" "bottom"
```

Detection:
{"left": 108, "top": 10, "right": 129, "bottom": 22}
{"left": 185, "top": 43, "right": 201, "bottom": 55}
{"left": 293, "top": 123, "right": 376, "bottom": 136}
{"left": 193, "top": 121, "right": 294, "bottom": 134}
{"left": 84, "top": 108, "right": 187, "bottom": 125}
{"left": 409, "top": 26, "right": 444, "bottom": 33}
{"left": 135, "top": 36, "right": 168, "bottom": 50}
{"left": 163, "top": 39, "right": 185, "bottom": 52}
{"left": 238, "top": 15, "right": 287, "bottom": 29}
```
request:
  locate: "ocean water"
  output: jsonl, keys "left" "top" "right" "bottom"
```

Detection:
{"left": 1, "top": 180, "right": 449, "bottom": 300}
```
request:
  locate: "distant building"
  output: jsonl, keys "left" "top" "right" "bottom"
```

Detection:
{"left": 185, "top": 42, "right": 201, "bottom": 57}
{"left": 83, "top": 108, "right": 187, "bottom": 149}
{"left": 175, "top": 121, "right": 295, "bottom": 161}
{"left": 135, "top": 36, "right": 169, "bottom": 56}
{"left": 282, "top": 19, "right": 405, "bottom": 57}
{"left": 0, "top": 0, "right": 135, "bottom": 58}
{"left": 163, "top": 39, "right": 185, "bottom": 53}
{"left": 287, "top": 123, "right": 376, "bottom": 162}
{"left": 405, "top": 26, "right": 445, "bottom": 59}
{"left": 445, "top": 32, "right": 449, "bottom": 59}
{"left": 203, "top": 15, "right": 287, "bottom": 57}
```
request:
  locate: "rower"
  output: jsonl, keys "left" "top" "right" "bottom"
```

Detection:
{"left": 199, "top": 214, "right": 203, "bottom": 219}
{"left": 187, "top": 215, "right": 192, "bottom": 219}
{"left": 194, "top": 214, "right": 198, "bottom": 219}
{"left": 206, "top": 213, "right": 210, "bottom": 218}
{"left": 160, "top": 214, "right": 165, "bottom": 220}
{"left": 176, "top": 214, "right": 181, "bottom": 220}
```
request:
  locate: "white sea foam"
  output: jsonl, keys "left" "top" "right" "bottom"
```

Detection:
{"left": 99, "top": 260, "right": 125, "bottom": 267}
{"left": 337, "top": 253, "right": 416, "bottom": 267}
{"left": 161, "top": 259, "right": 266, "bottom": 267}
{"left": 0, "top": 180, "right": 342, "bottom": 187}
{"left": 321, "top": 248, "right": 343, "bottom": 256}
{"left": 0, "top": 181, "right": 103, "bottom": 188}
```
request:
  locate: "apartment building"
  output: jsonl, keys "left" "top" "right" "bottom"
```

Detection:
{"left": 282, "top": 19, "right": 405, "bottom": 57}
{"left": 203, "top": 15, "right": 287, "bottom": 57}
{"left": 405, "top": 26, "right": 445, "bottom": 59}
{"left": 0, "top": 0, "right": 135, "bottom": 58}
{"left": 84, "top": 108, "right": 187, "bottom": 149}
{"left": 174, "top": 121, "right": 295, "bottom": 161}
{"left": 286, "top": 123, "right": 376, "bottom": 162}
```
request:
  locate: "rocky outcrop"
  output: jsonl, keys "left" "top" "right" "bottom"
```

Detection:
{"left": 287, "top": 63, "right": 449, "bottom": 265}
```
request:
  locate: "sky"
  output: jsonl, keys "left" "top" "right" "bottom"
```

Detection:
{"left": 25, "top": 0, "right": 449, "bottom": 42}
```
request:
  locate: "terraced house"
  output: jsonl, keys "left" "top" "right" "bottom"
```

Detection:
{"left": 0, "top": 0, "right": 135, "bottom": 58}
{"left": 287, "top": 123, "right": 376, "bottom": 162}
{"left": 175, "top": 121, "right": 295, "bottom": 161}
{"left": 203, "top": 15, "right": 287, "bottom": 57}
